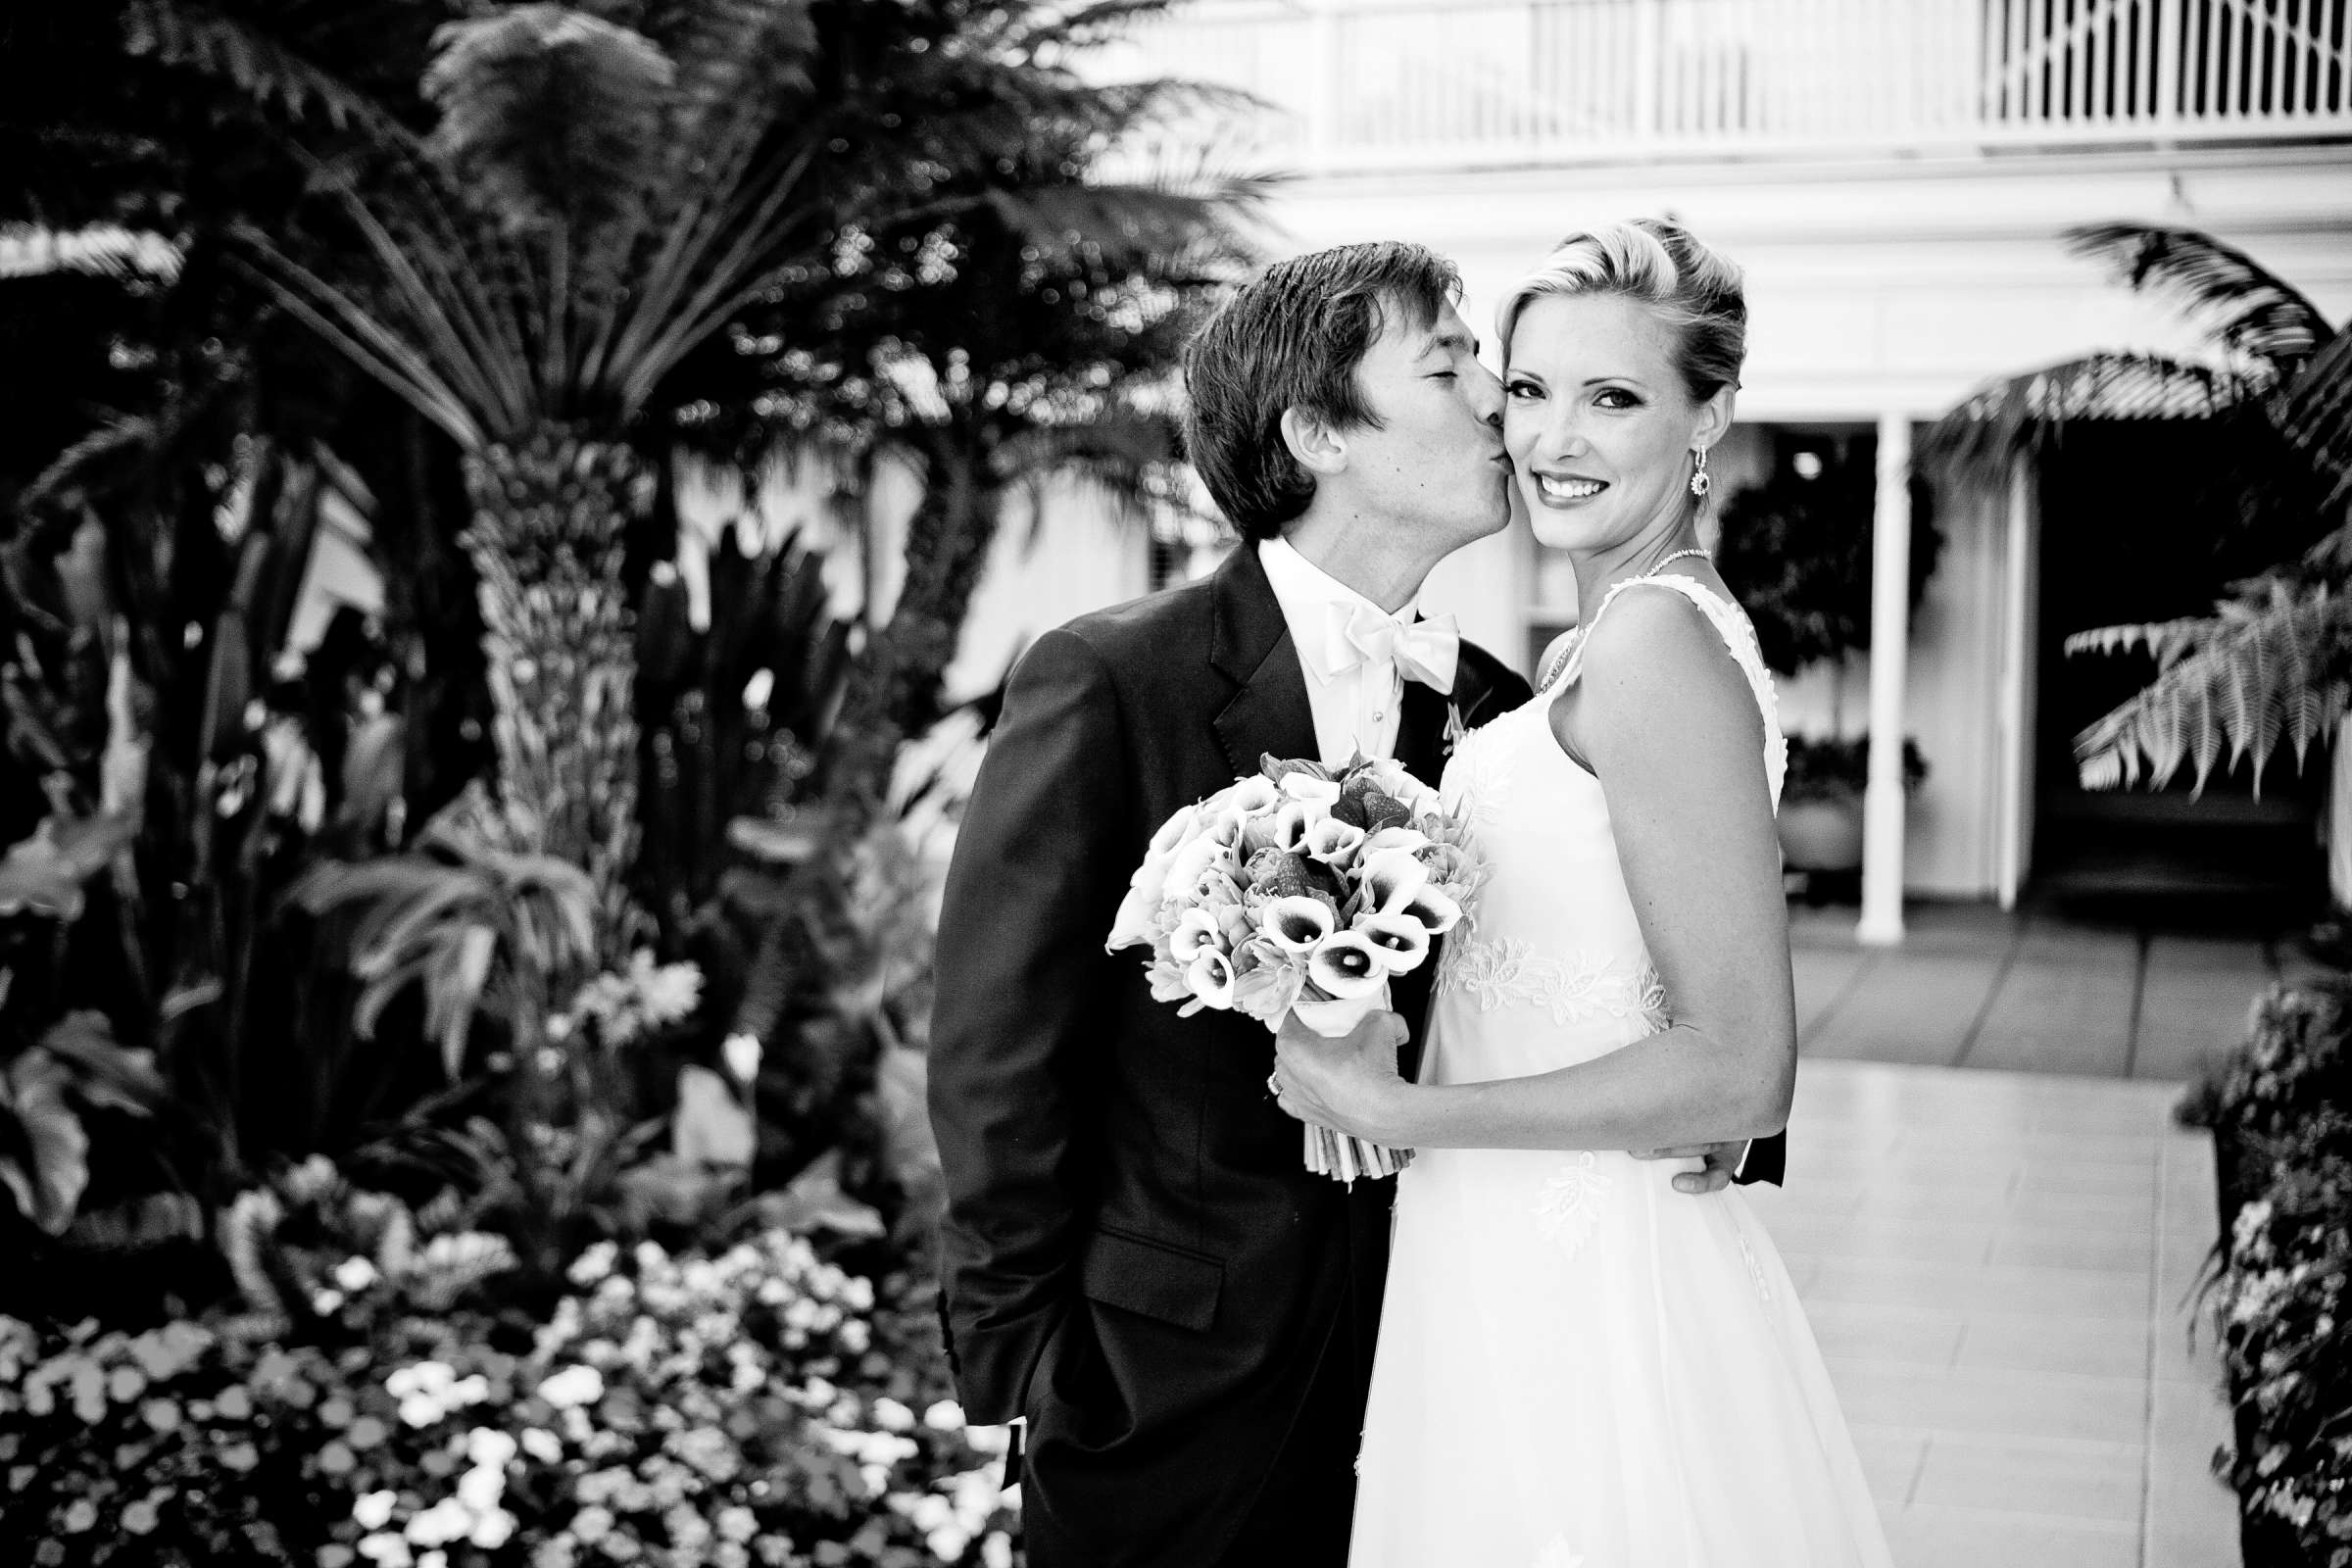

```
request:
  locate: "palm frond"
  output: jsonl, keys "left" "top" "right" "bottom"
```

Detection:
{"left": 0, "top": 223, "right": 183, "bottom": 283}
{"left": 421, "top": 7, "right": 674, "bottom": 239}
{"left": 2273, "top": 322, "right": 2352, "bottom": 518}
{"left": 2068, "top": 585, "right": 2352, "bottom": 794}
{"left": 122, "top": 0, "right": 402, "bottom": 136}
{"left": 1922, "top": 352, "right": 2255, "bottom": 479}
{"left": 1010, "top": 0, "right": 1182, "bottom": 55}
{"left": 2066, "top": 222, "right": 2331, "bottom": 380}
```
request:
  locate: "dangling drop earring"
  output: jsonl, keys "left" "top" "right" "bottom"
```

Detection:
{"left": 1689, "top": 447, "right": 1711, "bottom": 498}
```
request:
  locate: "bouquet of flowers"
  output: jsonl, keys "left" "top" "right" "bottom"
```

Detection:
{"left": 1105, "top": 753, "right": 1484, "bottom": 1182}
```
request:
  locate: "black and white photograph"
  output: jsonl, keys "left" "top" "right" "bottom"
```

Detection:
{"left": 3, "top": 1, "right": 2349, "bottom": 1564}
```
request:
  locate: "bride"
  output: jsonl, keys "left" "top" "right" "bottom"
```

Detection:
{"left": 1271, "top": 220, "right": 1892, "bottom": 1567}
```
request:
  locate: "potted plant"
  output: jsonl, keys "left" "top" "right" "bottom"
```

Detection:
{"left": 1715, "top": 433, "right": 1940, "bottom": 874}
{"left": 1776, "top": 735, "right": 1930, "bottom": 871}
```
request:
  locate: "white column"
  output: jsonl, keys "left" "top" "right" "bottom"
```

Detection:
{"left": 1992, "top": 458, "right": 2036, "bottom": 909}
{"left": 1858, "top": 414, "right": 1913, "bottom": 946}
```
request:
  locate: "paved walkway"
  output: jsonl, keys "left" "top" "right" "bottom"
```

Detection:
{"left": 1789, "top": 901, "right": 2308, "bottom": 1080}
{"left": 1765, "top": 904, "right": 2254, "bottom": 1567}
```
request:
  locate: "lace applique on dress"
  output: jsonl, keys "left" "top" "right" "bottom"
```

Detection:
{"left": 1534, "top": 1152, "right": 1612, "bottom": 1259}
{"left": 1436, "top": 935, "right": 1669, "bottom": 1031}
{"left": 1532, "top": 1536, "right": 1587, "bottom": 1568}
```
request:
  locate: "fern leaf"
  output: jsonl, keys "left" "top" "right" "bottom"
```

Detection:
{"left": 122, "top": 0, "right": 398, "bottom": 136}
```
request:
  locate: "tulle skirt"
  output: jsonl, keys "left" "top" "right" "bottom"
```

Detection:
{"left": 1348, "top": 1146, "right": 1892, "bottom": 1568}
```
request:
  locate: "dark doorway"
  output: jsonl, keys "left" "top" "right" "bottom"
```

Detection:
{"left": 2029, "top": 421, "right": 2325, "bottom": 914}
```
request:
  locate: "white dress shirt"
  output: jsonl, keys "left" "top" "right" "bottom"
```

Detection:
{"left": 1258, "top": 536, "right": 1418, "bottom": 766}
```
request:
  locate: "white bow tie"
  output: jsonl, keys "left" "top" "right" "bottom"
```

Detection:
{"left": 1325, "top": 602, "right": 1460, "bottom": 694}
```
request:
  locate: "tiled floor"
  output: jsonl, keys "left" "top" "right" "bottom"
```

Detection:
{"left": 1757, "top": 1056, "right": 2242, "bottom": 1568}
{"left": 1788, "top": 901, "right": 2303, "bottom": 1080}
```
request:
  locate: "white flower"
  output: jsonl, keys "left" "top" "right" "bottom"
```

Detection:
{"left": 1306, "top": 931, "right": 1387, "bottom": 1000}
{"left": 1352, "top": 910, "right": 1432, "bottom": 974}
{"left": 1303, "top": 816, "right": 1366, "bottom": 865}
{"left": 923, "top": 1399, "right": 965, "bottom": 1433}
{"left": 1184, "top": 949, "right": 1238, "bottom": 1012}
{"left": 469, "top": 1509, "right": 516, "bottom": 1549}
{"left": 1357, "top": 848, "right": 1429, "bottom": 915}
{"left": 519, "top": 1427, "right": 564, "bottom": 1465}
{"left": 457, "top": 1464, "right": 506, "bottom": 1512}
{"left": 353, "top": 1491, "right": 400, "bottom": 1531}
{"left": 404, "top": 1497, "right": 474, "bottom": 1547}
{"left": 715, "top": 1506, "right": 758, "bottom": 1543}
{"left": 334, "top": 1256, "right": 380, "bottom": 1293}
{"left": 872, "top": 1396, "right": 915, "bottom": 1432}
{"left": 928, "top": 1526, "right": 973, "bottom": 1562}
{"left": 982, "top": 1534, "right": 1015, "bottom": 1568}
{"left": 1262, "top": 896, "right": 1337, "bottom": 955}
{"left": 466, "top": 1429, "right": 518, "bottom": 1470}
{"left": 570, "top": 1505, "right": 614, "bottom": 1544}
{"left": 357, "top": 1534, "right": 414, "bottom": 1568}
{"left": 1168, "top": 907, "right": 1225, "bottom": 964}
{"left": 537, "top": 1365, "right": 605, "bottom": 1409}
{"left": 1279, "top": 771, "right": 1343, "bottom": 804}
{"left": 722, "top": 1032, "right": 762, "bottom": 1085}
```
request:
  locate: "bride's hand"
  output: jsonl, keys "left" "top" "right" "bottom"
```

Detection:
{"left": 1272, "top": 1008, "right": 1411, "bottom": 1142}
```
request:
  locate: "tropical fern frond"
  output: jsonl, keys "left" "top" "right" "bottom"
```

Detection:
{"left": 122, "top": 0, "right": 400, "bottom": 135}
{"left": 2066, "top": 222, "right": 2331, "bottom": 380}
{"left": 2069, "top": 586, "right": 2352, "bottom": 795}
{"left": 1007, "top": 0, "right": 1179, "bottom": 57}
{"left": 421, "top": 7, "right": 674, "bottom": 237}
{"left": 2274, "top": 322, "right": 2352, "bottom": 518}
{"left": 1923, "top": 351, "right": 2253, "bottom": 479}
{"left": 0, "top": 223, "right": 183, "bottom": 283}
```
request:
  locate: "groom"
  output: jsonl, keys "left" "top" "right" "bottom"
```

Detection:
{"left": 929, "top": 241, "right": 1786, "bottom": 1567}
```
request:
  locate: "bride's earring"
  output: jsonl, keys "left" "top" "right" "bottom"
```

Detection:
{"left": 1689, "top": 447, "right": 1711, "bottom": 498}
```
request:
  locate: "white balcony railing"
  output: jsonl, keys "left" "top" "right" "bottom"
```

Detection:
{"left": 1118, "top": 0, "right": 2352, "bottom": 168}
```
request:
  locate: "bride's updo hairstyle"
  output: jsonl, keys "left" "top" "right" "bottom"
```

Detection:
{"left": 1495, "top": 218, "right": 1747, "bottom": 407}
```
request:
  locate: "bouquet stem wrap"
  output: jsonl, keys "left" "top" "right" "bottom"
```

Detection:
{"left": 1288, "top": 984, "right": 1412, "bottom": 1184}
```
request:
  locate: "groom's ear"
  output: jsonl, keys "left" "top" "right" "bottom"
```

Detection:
{"left": 1279, "top": 407, "right": 1349, "bottom": 478}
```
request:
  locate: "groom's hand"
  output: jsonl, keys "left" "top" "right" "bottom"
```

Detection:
{"left": 1632, "top": 1141, "right": 1746, "bottom": 1194}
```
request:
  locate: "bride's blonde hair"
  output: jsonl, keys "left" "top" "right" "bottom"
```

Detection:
{"left": 1496, "top": 219, "right": 1747, "bottom": 405}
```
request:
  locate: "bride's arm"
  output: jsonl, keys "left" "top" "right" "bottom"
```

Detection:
{"left": 1280, "top": 588, "right": 1796, "bottom": 1152}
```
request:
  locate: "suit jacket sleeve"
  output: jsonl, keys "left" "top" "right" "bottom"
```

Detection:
{"left": 929, "top": 626, "right": 1128, "bottom": 1424}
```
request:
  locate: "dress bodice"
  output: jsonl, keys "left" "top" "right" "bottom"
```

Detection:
{"left": 1425, "top": 573, "right": 1785, "bottom": 1085}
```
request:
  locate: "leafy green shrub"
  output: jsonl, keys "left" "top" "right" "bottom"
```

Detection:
{"left": 1780, "top": 734, "right": 1928, "bottom": 806}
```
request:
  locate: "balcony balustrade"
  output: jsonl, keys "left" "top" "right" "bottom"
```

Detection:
{"left": 1112, "top": 0, "right": 2352, "bottom": 167}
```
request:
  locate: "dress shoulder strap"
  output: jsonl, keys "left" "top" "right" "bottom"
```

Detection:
{"left": 1554, "top": 573, "right": 1787, "bottom": 805}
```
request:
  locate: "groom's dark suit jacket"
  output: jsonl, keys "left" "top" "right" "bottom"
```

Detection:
{"left": 929, "top": 544, "right": 1788, "bottom": 1567}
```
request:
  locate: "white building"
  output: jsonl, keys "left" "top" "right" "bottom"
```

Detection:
{"left": 963, "top": 0, "right": 2352, "bottom": 939}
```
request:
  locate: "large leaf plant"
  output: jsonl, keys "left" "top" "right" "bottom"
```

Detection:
{"left": 1929, "top": 222, "right": 2352, "bottom": 795}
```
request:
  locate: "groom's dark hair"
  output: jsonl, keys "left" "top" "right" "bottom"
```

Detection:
{"left": 1183, "top": 241, "right": 1462, "bottom": 542}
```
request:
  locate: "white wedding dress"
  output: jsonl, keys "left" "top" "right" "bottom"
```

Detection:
{"left": 1349, "top": 574, "right": 1891, "bottom": 1568}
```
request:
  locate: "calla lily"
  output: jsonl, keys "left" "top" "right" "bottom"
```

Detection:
{"left": 1396, "top": 882, "right": 1463, "bottom": 936}
{"left": 1361, "top": 825, "right": 1432, "bottom": 859}
{"left": 1228, "top": 775, "right": 1283, "bottom": 817}
{"left": 1264, "top": 895, "right": 1338, "bottom": 954}
{"left": 1184, "top": 949, "right": 1238, "bottom": 1013}
{"left": 1105, "top": 881, "right": 1161, "bottom": 952}
{"left": 1353, "top": 910, "right": 1433, "bottom": 974}
{"left": 1280, "top": 771, "right": 1344, "bottom": 805}
{"left": 1148, "top": 804, "right": 1200, "bottom": 858}
{"left": 1162, "top": 833, "right": 1239, "bottom": 902}
{"left": 1359, "top": 848, "right": 1430, "bottom": 915}
{"left": 1238, "top": 815, "right": 1283, "bottom": 856}
{"left": 1169, "top": 907, "right": 1225, "bottom": 964}
{"left": 1304, "top": 816, "right": 1367, "bottom": 867}
{"left": 1270, "top": 800, "right": 1318, "bottom": 853}
{"left": 1306, "top": 930, "right": 1388, "bottom": 1000}
{"left": 1291, "top": 988, "right": 1387, "bottom": 1037}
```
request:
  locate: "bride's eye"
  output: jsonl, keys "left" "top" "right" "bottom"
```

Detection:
{"left": 1593, "top": 386, "right": 1642, "bottom": 410}
{"left": 1504, "top": 379, "right": 1541, "bottom": 400}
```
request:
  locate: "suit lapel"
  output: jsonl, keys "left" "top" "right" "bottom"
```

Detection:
{"left": 1210, "top": 545, "right": 1319, "bottom": 776}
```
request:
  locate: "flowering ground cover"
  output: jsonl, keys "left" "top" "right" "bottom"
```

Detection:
{"left": 2185, "top": 977, "right": 2352, "bottom": 1562}
{"left": 0, "top": 1224, "right": 1012, "bottom": 1567}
